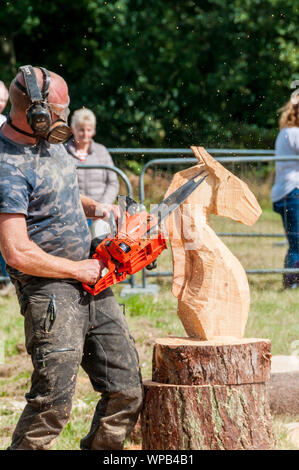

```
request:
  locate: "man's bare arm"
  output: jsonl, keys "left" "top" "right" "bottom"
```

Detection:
{"left": 0, "top": 213, "right": 103, "bottom": 284}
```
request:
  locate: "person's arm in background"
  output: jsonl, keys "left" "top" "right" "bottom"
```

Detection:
{"left": 0, "top": 213, "right": 104, "bottom": 284}
{"left": 101, "top": 148, "right": 120, "bottom": 204}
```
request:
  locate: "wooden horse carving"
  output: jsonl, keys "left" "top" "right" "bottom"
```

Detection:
{"left": 141, "top": 147, "right": 274, "bottom": 451}
{"left": 164, "top": 146, "right": 262, "bottom": 339}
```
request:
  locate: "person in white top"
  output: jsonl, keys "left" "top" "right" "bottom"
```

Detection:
{"left": 271, "top": 97, "right": 299, "bottom": 288}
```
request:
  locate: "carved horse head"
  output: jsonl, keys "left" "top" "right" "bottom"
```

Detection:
{"left": 164, "top": 147, "right": 262, "bottom": 339}
{"left": 168, "top": 146, "right": 261, "bottom": 224}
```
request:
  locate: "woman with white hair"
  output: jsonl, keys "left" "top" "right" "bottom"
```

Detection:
{"left": 65, "top": 108, "right": 119, "bottom": 237}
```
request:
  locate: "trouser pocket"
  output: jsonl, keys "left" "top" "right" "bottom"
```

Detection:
{"left": 28, "top": 346, "right": 79, "bottom": 409}
{"left": 21, "top": 294, "right": 59, "bottom": 354}
{"left": 35, "top": 347, "right": 76, "bottom": 368}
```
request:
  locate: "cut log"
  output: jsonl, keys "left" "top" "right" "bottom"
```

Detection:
{"left": 141, "top": 337, "right": 274, "bottom": 450}
{"left": 152, "top": 337, "right": 272, "bottom": 385}
{"left": 141, "top": 381, "right": 274, "bottom": 450}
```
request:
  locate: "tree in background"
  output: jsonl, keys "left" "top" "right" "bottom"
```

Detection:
{"left": 0, "top": 0, "right": 298, "bottom": 150}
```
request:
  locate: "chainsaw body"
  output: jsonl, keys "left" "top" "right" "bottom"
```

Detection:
{"left": 83, "top": 208, "right": 167, "bottom": 295}
{"left": 83, "top": 171, "right": 208, "bottom": 296}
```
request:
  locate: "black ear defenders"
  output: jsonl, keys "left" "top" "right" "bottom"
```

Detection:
{"left": 8, "top": 65, "right": 72, "bottom": 144}
{"left": 22, "top": 65, "right": 52, "bottom": 135}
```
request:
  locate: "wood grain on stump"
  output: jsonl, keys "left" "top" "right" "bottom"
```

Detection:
{"left": 152, "top": 337, "right": 272, "bottom": 385}
{"left": 141, "top": 337, "right": 274, "bottom": 450}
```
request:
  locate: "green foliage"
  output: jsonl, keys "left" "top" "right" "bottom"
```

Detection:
{"left": 126, "top": 159, "right": 142, "bottom": 174}
{"left": 0, "top": 0, "right": 298, "bottom": 148}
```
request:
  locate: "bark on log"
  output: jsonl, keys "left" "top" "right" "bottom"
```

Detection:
{"left": 153, "top": 337, "right": 272, "bottom": 385}
{"left": 141, "top": 337, "right": 274, "bottom": 450}
{"left": 141, "top": 381, "right": 274, "bottom": 450}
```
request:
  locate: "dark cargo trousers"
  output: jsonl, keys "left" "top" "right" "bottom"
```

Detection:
{"left": 9, "top": 279, "right": 143, "bottom": 450}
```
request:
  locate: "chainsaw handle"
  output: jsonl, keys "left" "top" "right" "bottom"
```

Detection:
{"left": 82, "top": 254, "right": 108, "bottom": 295}
{"left": 82, "top": 241, "right": 125, "bottom": 295}
{"left": 82, "top": 281, "right": 97, "bottom": 295}
{"left": 82, "top": 255, "right": 112, "bottom": 295}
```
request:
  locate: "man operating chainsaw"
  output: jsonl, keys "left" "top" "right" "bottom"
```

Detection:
{"left": 0, "top": 65, "right": 143, "bottom": 450}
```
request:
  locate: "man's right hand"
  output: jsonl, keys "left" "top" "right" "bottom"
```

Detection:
{"left": 74, "top": 259, "right": 105, "bottom": 285}
{"left": 0, "top": 214, "right": 107, "bottom": 283}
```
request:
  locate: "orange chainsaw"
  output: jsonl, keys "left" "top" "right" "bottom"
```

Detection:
{"left": 83, "top": 170, "right": 208, "bottom": 295}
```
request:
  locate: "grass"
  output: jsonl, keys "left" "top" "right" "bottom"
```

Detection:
{"left": 0, "top": 198, "right": 298, "bottom": 450}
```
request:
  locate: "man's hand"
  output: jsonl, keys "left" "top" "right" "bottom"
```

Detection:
{"left": 74, "top": 259, "right": 105, "bottom": 285}
{"left": 95, "top": 204, "right": 120, "bottom": 223}
{"left": 80, "top": 195, "right": 121, "bottom": 224}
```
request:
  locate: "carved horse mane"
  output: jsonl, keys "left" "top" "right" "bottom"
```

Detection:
{"left": 165, "top": 146, "right": 262, "bottom": 340}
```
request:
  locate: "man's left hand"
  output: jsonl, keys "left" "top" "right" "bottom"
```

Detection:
{"left": 95, "top": 204, "right": 120, "bottom": 223}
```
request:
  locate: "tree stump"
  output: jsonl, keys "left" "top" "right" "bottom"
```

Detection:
{"left": 141, "top": 337, "right": 275, "bottom": 450}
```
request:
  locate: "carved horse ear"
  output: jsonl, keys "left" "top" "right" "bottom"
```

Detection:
{"left": 191, "top": 146, "right": 218, "bottom": 173}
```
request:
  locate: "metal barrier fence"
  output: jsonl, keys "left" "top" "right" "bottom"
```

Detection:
{"left": 106, "top": 148, "right": 298, "bottom": 289}
{"left": 1, "top": 150, "right": 298, "bottom": 289}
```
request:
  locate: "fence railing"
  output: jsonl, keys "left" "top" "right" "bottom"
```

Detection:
{"left": 108, "top": 148, "right": 299, "bottom": 289}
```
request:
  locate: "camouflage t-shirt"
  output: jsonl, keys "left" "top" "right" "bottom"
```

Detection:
{"left": 0, "top": 133, "right": 91, "bottom": 283}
